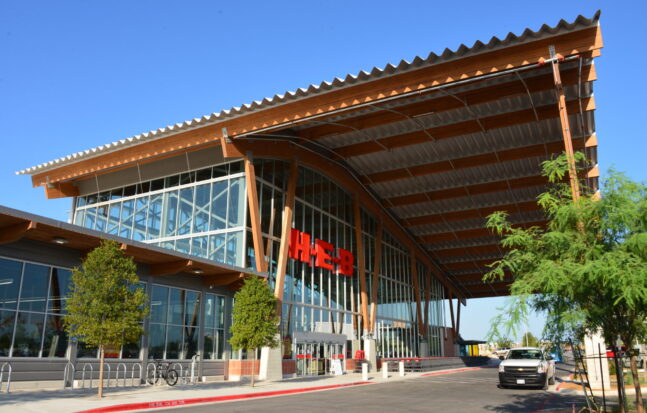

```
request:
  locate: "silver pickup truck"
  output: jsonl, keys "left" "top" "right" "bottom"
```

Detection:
{"left": 498, "top": 347, "right": 556, "bottom": 389}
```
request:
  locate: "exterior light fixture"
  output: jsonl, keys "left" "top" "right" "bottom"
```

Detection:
{"left": 52, "top": 237, "right": 69, "bottom": 245}
{"left": 191, "top": 268, "right": 204, "bottom": 274}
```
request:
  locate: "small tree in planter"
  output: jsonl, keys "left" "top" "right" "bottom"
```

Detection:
{"left": 229, "top": 276, "right": 279, "bottom": 387}
{"left": 64, "top": 240, "right": 148, "bottom": 398}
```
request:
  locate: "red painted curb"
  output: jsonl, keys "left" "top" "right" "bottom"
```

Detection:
{"left": 421, "top": 367, "right": 483, "bottom": 376}
{"left": 74, "top": 381, "right": 373, "bottom": 413}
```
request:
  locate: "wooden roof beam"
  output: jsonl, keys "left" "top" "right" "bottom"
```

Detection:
{"left": 299, "top": 64, "right": 596, "bottom": 139}
{"left": 362, "top": 135, "right": 595, "bottom": 186}
{"left": 335, "top": 97, "right": 594, "bottom": 158}
{"left": 149, "top": 260, "right": 195, "bottom": 276}
{"left": 0, "top": 221, "right": 37, "bottom": 244}
{"left": 202, "top": 272, "right": 245, "bottom": 287}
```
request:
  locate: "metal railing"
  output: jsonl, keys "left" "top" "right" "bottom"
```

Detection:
{"left": 0, "top": 362, "right": 12, "bottom": 393}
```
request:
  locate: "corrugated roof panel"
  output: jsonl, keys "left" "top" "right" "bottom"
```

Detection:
{"left": 392, "top": 185, "right": 546, "bottom": 218}
{"left": 18, "top": 11, "right": 601, "bottom": 176}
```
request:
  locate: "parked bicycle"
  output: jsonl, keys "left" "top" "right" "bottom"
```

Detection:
{"left": 147, "top": 360, "right": 179, "bottom": 386}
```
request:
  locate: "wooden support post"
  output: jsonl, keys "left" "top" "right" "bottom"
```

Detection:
{"left": 550, "top": 48, "right": 581, "bottom": 202}
{"left": 369, "top": 220, "right": 383, "bottom": 334}
{"left": 273, "top": 158, "right": 299, "bottom": 315}
{"left": 423, "top": 268, "right": 432, "bottom": 337}
{"left": 244, "top": 153, "right": 267, "bottom": 273}
{"left": 410, "top": 253, "right": 424, "bottom": 336}
{"left": 353, "top": 195, "right": 370, "bottom": 335}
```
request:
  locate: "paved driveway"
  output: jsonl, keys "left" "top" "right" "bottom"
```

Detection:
{"left": 152, "top": 365, "right": 588, "bottom": 412}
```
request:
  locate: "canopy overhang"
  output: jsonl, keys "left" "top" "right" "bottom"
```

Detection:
{"left": 17, "top": 12, "right": 603, "bottom": 299}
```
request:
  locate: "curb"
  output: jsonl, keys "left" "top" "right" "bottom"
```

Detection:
{"left": 421, "top": 367, "right": 484, "bottom": 376}
{"left": 74, "top": 381, "right": 373, "bottom": 413}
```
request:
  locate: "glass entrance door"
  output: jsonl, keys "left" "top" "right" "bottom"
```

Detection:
{"left": 295, "top": 342, "right": 345, "bottom": 376}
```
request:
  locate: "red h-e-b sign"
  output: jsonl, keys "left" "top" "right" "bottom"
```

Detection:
{"left": 288, "top": 228, "right": 354, "bottom": 276}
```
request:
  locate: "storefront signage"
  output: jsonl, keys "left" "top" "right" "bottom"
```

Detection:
{"left": 289, "top": 228, "right": 354, "bottom": 276}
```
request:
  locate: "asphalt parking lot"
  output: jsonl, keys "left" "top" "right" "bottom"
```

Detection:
{"left": 153, "top": 364, "right": 588, "bottom": 412}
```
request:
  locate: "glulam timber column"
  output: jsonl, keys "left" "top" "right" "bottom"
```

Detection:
{"left": 259, "top": 158, "right": 298, "bottom": 381}
{"left": 353, "top": 195, "right": 375, "bottom": 371}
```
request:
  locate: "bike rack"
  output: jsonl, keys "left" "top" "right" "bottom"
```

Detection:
{"left": 63, "top": 362, "right": 75, "bottom": 389}
{"left": 104, "top": 363, "right": 111, "bottom": 388}
{"left": 131, "top": 364, "right": 142, "bottom": 387}
{"left": 171, "top": 363, "right": 184, "bottom": 384}
{"left": 81, "top": 363, "right": 94, "bottom": 389}
{"left": 190, "top": 354, "right": 200, "bottom": 384}
{"left": 116, "top": 363, "right": 127, "bottom": 387}
{"left": 145, "top": 362, "right": 156, "bottom": 386}
{"left": 0, "top": 362, "right": 12, "bottom": 393}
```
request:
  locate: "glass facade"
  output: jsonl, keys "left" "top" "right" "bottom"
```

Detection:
{"left": 0, "top": 257, "right": 70, "bottom": 358}
{"left": 74, "top": 162, "right": 246, "bottom": 267}
{"left": 70, "top": 157, "right": 446, "bottom": 362}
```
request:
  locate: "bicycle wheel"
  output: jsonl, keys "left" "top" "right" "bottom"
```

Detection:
{"left": 146, "top": 368, "right": 159, "bottom": 385}
{"left": 165, "top": 369, "right": 179, "bottom": 386}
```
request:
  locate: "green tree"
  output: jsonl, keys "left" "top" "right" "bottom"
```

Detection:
{"left": 64, "top": 240, "right": 148, "bottom": 398}
{"left": 521, "top": 332, "right": 539, "bottom": 348}
{"left": 229, "top": 276, "right": 279, "bottom": 387}
{"left": 485, "top": 154, "right": 647, "bottom": 413}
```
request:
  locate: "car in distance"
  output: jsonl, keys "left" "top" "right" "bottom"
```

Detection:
{"left": 493, "top": 348, "right": 510, "bottom": 358}
{"left": 498, "top": 347, "right": 556, "bottom": 389}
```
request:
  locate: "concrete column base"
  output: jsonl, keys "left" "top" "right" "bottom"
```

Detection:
{"left": 363, "top": 337, "right": 377, "bottom": 373}
{"left": 259, "top": 343, "right": 283, "bottom": 381}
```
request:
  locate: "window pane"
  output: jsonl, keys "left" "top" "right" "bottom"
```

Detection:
{"left": 226, "top": 231, "right": 243, "bottom": 266}
{"left": 0, "top": 258, "right": 21, "bottom": 310}
{"left": 165, "top": 325, "right": 182, "bottom": 359}
{"left": 162, "top": 190, "right": 178, "bottom": 237}
{"left": 148, "top": 324, "right": 165, "bottom": 359}
{"left": 168, "top": 289, "right": 185, "bottom": 325}
{"left": 175, "top": 237, "right": 190, "bottom": 254}
{"left": 48, "top": 268, "right": 72, "bottom": 314}
{"left": 210, "top": 181, "right": 228, "bottom": 231}
{"left": 133, "top": 196, "right": 149, "bottom": 241}
{"left": 107, "top": 203, "right": 121, "bottom": 235}
{"left": 208, "top": 233, "right": 226, "bottom": 263}
{"left": 204, "top": 328, "right": 215, "bottom": 360}
{"left": 227, "top": 177, "right": 245, "bottom": 227}
{"left": 13, "top": 312, "right": 45, "bottom": 357}
{"left": 183, "top": 326, "right": 198, "bottom": 359}
{"left": 193, "top": 184, "right": 210, "bottom": 233}
{"left": 120, "top": 200, "right": 134, "bottom": 239}
{"left": 42, "top": 315, "right": 68, "bottom": 357}
{"left": 204, "top": 294, "right": 215, "bottom": 329}
{"left": 150, "top": 285, "right": 169, "bottom": 324}
{"left": 191, "top": 236, "right": 208, "bottom": 259}
{"left": 178, "top": 187, "right": 194, "bottom": 235}
{"left": 0, "top": 310, "right": 15, "bottom": 356}
{"left": 216, "top": 329, "right": 224, "bottom": 359}
{"left": 216, "top": 296, "right": 225, "bottom": 329}
{"left": 19, "top": 263, "right": 50, "bottom": 313}
{"left": 147, "top": 194, "right": 163, "bottom": 238}
{"left": 84, "top": 207, "right": 96, "bottom": 230}
{"left": 185, "top": 291, "right": 200, "bottom": 327}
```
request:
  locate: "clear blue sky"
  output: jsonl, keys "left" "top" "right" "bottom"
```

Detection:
{"left": 1, "top": 1, "right": 645, "bottom": 341}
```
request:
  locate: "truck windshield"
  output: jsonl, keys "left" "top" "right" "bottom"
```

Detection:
{"left": 508, "top": 349, "right": 542, "bottom": 359}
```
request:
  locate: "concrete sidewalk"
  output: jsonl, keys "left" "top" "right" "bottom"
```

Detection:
{"left": 0, "top": 367, "right": 485, "bottom": 413}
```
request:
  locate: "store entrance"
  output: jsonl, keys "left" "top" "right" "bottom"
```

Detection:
{"left": 295, "top": 342, "right": 345, "bottom": 376}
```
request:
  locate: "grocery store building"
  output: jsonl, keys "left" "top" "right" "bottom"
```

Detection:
{"left": 5, "top": 12, "right": 602, "bottom": 383}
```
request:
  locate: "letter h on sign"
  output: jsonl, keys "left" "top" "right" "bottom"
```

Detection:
{"left": 288, "top": 228, "right": 354, "bottom": 276}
